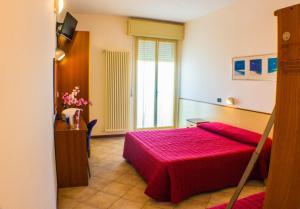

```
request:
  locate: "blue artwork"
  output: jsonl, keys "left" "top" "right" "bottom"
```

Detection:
{"left": 268, "top": 58, "right": 278, "bottom": 73}
{"left": 233, "top": 54, "right": 277, "bottom": 80}
{"left": 250, "top": 59, "right": 262, "bottom": 75}
{"left": 234, "top": 60, "right": 245, "bottom": 76}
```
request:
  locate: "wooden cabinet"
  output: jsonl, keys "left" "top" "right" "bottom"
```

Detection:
{"left": 55, "top": 119, "right": 89, "bottom": 188}
{"left": 264, "top": 4, "right": 300, "bottom": 209}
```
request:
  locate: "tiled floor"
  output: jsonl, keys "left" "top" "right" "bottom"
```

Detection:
{"left": 58, "top": 137, "right": 265, "bottom": 209}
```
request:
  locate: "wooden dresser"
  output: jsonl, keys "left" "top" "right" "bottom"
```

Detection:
{"left": 54, "top": 119, "right": 89, "bottom": 188}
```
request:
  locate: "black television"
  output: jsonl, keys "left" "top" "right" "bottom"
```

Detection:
{"left": 60, "top": 12, "right": 78, "bottom": 40}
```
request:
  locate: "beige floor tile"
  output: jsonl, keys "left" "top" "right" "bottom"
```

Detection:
{"left": 111, "top": 153, "right": 123, "bottom": 158}
{"left": 109, "top": 155, "right": 126, "bottom": 162}
{"left": 206, "top": 188, "right": 235, "bottom": 208}
{"left": 89, "top": 156, "right": 102, "bottom": 163}
{"left": 142, "top": 206, "right": 162, "bottom": 209}
{"left": 59, "top": 187, "right": 84, "bottom": 198}
{"left": 59, "top": 187, "right": 98, "bottom": 202}
{"left": 91, "top": 153, "right": 109, "bottom": 160}
{"left": 135, "top": 180, "right": 148, "bottom": 190}
{"left": 91, "top": 150, "right": 108, "bottom": 157}
{"left": 126, "top": 166, "right": 140, "bottom": 176}
{"left": 102, "top": 181, "right": 133, "bottom": 197}
{"left": 90, "top": 157, "right": 110, "bottom": 164}
{"left": 109, "top": 198, "right": 145, "bottom": 209}
{"left": 113, "top": 162, "right": 131, "bottom": 170}
{"left": 89, "top": 177, "right": 112, "bottom": 191}
{"left": 123, "top": 186, "right": 150, "bottom": 203}
{"left": 175, "top": 199, "right": 207, "bottom": 209}
{"left": 245, "top": 180, "right": 265, "bottom": 187}
{"left": 83, "top": 191, "right": 120, "bottom": 209}
{"left": 73, "top": 203, "right": 98, "bottom": 209}
{"left": 95, "top": 169, "right": 125, "bottom": 181}
{"left": 144, "top": 199, "right": 176, "bottom": 209}
{"left": 188, "top": 192, "right": 211, "bottom": 206}
{"left": 106, "top": 158, "right": 122, "bottom": 164}
{"left": 93, "top": 160, "right": 118, "bottom": 169}
{"left": 109, "top": 149, "right": 124, "bottom": 156}
{"left": 240, "top": 185, "right": 265, "bottom": 198}
{"left": 116, "top": 173, "right": 144, "bottom": 186}
{"left": 104, "top": 161, "right": 131, "bottom": 174}
{"left": 90, "top": 166, "right": 106, "bottom": 177}
{"left": 92, "top": 147, "right": 112, "bottom": 154}
{"left": 58, "top": 197, "right": 79, "bottom": 209}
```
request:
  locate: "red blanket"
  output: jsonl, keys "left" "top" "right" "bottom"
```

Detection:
{"left": 208, "top": 192, "right": 265, "bottom": 209}
{"left": 123, "top": 123, "right": 271, "bottom": 203}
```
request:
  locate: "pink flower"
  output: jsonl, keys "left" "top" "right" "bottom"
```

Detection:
{"left": 61, "top": 87, "right": 91, "bottom": 108}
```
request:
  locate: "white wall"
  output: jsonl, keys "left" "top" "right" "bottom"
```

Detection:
{"left": 0, "top": 1, "right": 57, "bottom": 209}
{"left": 73, "top": 14, "right": 134, "bottom": 135}
{"left": 179, "top": 99, "right": 273, "bottom": 136}
{"left": 180, "top": 0, "right": 299, "bottom": 113}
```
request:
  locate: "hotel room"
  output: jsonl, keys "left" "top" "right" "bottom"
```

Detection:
{"left": 1, "top": 0, "right": 300, "bottom": 209}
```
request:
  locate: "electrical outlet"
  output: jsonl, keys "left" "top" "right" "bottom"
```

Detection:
{"left": 217, "top": 98, "right": 222, "bottom": 103}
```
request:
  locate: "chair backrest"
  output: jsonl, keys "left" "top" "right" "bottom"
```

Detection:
{"left": 87, "top": 119, "right": 97, "bottom": 139}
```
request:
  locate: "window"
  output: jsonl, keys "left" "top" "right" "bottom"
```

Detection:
{"left": 135, "top": 38, "right": 177, "bottom": 129}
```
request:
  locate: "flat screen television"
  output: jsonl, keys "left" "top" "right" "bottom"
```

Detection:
{"left": 60, "top": 12, "right": 78, "bottom": 40}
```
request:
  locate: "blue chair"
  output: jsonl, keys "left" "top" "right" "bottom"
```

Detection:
{"left": 87, "top": 119, "right": 97, "bottom": 158}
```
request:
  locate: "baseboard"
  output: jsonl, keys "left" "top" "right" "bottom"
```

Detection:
{"left": 92, "top": 134, "right": 125, "bottom": 139}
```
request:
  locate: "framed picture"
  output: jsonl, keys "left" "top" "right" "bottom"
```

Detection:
{"left": 232, "top": 54, "right": 277, "bottom": 81}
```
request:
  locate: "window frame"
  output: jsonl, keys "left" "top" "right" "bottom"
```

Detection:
{"left": 133, "top": 37, "right": 179, "bottom": 130}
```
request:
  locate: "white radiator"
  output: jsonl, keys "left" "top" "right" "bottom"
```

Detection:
{"left": 104, "top": 50, "right": 130, "bottom": 132}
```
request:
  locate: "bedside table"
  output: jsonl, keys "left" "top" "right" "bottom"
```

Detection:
{"left": 186, "top": 118, "right": 208, "bottom": 128}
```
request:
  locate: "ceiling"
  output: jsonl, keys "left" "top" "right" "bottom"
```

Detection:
{"left": 65, "top": 0, "right": 237, "bottom": 22}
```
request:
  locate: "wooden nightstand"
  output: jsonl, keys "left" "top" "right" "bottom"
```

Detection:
{"left": 186, "top": 118, "right": 208, "bottom": 128}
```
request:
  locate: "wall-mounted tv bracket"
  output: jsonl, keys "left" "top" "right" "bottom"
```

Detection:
{"left": 56, "top": 22, "right": 64, "bottom": 48}
{"left": 56, "top": 22, "right": 63, "bottom": 36}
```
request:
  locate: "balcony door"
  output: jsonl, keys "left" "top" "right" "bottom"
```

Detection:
{"left": 135, "top": 38, "right": 176, "bottom": 129}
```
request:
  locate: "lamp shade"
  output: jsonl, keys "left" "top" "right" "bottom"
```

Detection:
{"left": 55, "top": 48, "right": 65, "bottom": 61}
{"left": 226, "top": 97, "right": 236, "bottom": 105}
{"left": 54, "top": 0, "right": 64, "bottom": 14}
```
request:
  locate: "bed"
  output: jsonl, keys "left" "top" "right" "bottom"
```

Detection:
{"left": 123, "top": 122, "right": 272, "bottom": 203}
{"left": 208, "top": 192, "right": 265, "bottom": 209}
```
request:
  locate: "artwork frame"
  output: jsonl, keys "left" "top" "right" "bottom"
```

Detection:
{"left": 232, "top": 54, "right": 277, "bottom": 81}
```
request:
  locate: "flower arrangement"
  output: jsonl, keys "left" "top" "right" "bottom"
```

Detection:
{"left": 62, "top": 86, "right": 90, "bottom": 109}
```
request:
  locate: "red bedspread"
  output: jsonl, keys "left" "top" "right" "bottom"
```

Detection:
{"left": 208, "top": 192, "right": 265, "bottom": 209}
{"left": 123, "top": 123, "right": 271, "bottom": 203}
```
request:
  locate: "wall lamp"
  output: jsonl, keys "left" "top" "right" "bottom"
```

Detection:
{"left": 55, "top": 48, "right": 66, "bottom": 61}
{"left": 226, "top": 97, "right": 236, "bottom": 105}
{"left": 54, "top": 0, "right": 64, "bottom": 14}
{"left": 54, "top": 0, "right": 65, "bottom": 61}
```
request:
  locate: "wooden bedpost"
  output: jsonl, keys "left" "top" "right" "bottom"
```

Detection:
{"left": 264, "top": 4, "right": 300, "bottom": 209}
